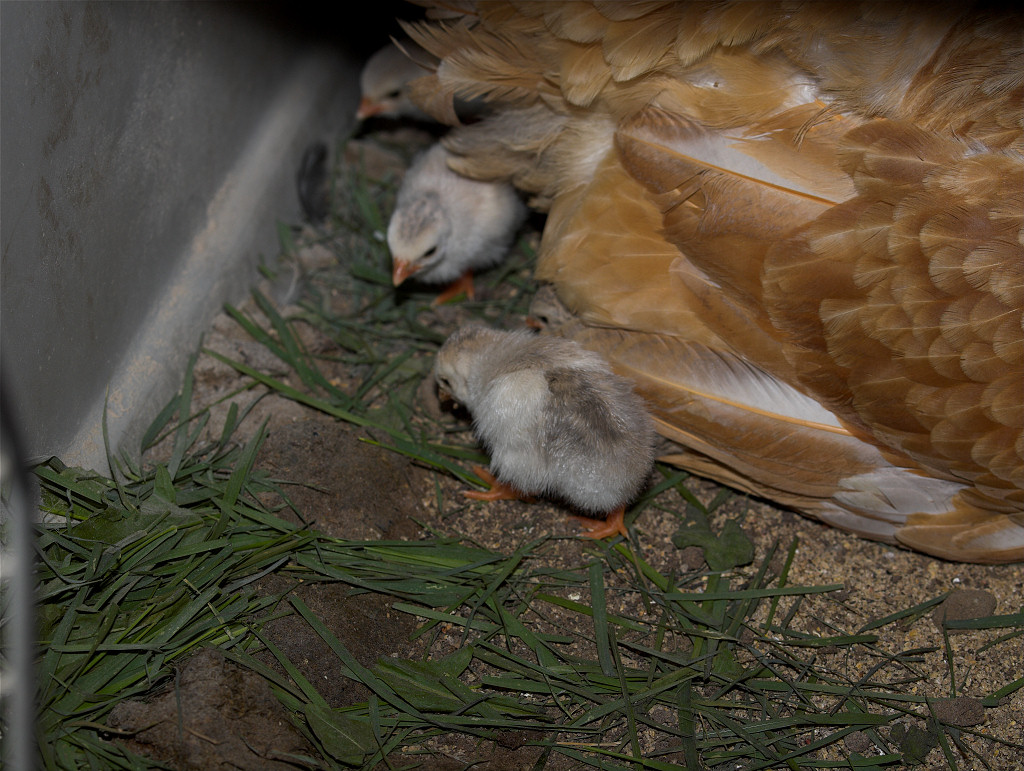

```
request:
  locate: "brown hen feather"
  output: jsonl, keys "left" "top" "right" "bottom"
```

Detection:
{"left": 403, "top": 0, "right": 1024, "bottom": 563}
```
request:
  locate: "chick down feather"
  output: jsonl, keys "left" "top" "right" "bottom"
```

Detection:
{"left": 387, "top": 143, "right": 525, "bottom": 293}
{"left": 434, "top": 325, "right": 656, "bottom": 515}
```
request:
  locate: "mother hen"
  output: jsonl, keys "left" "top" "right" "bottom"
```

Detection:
{"left": 400, "top": 1, "right": 1024, "bottom": 563}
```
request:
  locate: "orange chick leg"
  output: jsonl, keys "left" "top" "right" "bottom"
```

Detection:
{"left": 571, "top": 507, "right": 628, "bottom": 540}
{"left": 432, "top": 270, "right": 475, "bottom": 305}
{"left": 463, "top": 465, "right": 526, "bottom": 502}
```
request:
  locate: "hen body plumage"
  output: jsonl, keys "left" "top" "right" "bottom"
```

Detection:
{"left": 402, "top": 1, "right": 1024, "bottom": 562}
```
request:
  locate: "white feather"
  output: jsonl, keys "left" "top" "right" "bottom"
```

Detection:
{"left": 835, "top": 468, "right": 965, "bottom": 517}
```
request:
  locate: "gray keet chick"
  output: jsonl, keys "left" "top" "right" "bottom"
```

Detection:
{"left": 388, "top": 143, "right": 526, "bottom": 304}
{"left": 357, "top": 39, "right": 486, "bottom": 123}
{"left": 434, "top": 325, "right": 656, "bottom": 538}
{"left": 357, "top": 40, "right": 433, "bottom": 121}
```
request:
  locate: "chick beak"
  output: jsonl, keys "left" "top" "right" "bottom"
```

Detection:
{"left": 356, "top": 97, "right": 385, "bottom": 120}
{"left": 524, "top": 316, "right": 544, "bottom": 330}
{"left": 392, "top": 259, "right": 421, "bottom": 287}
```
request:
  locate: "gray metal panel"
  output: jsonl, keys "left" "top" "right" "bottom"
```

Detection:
{"left": 1, "top": 2, "right": 361, "bottom": 471}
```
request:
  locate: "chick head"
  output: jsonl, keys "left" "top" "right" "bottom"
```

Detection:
{"left": 433, "top": 325, "right": 500, "bottom": 408}
{"left": 387, "top": 191, "right": 450, "bottom": 286}
{"left": 357, "top": 42, "right": 427, "bottom": 120}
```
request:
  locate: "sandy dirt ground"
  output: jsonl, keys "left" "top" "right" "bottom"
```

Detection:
{"left": 106, "top": 131, "right": 1023, "bottom": 771}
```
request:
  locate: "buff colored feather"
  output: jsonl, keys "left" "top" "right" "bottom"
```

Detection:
{"left": 400, "top": 1, "right": 1024, "bottom": 563}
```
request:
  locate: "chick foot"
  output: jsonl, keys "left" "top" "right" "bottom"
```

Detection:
{"left": 463, "top": 465, "right": 535, "bottom": 502}
{"left": 571, "top": 507, "right": 629, "bottom": 540}
{"left": 433, "top": 270, "right": 475, "bottom": 305}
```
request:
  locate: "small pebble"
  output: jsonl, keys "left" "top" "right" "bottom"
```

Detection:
{"left": 680, "top": 545, "right": 706, "bottom": 571}
{"left": 931, "top": 589, "right": 997, "bottom": 633}
{"left": 844, "top": 730, "right": 873, "bottom": 754}
{"left": 931, "top": 696, "right": 986, "bottom": 727}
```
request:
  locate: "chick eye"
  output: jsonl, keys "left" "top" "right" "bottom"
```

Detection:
{"left": 386, "top": 89, "right": 401, "bottom": 99}
{"left": 423, "top": 246, "right": 438, "bottom": 259}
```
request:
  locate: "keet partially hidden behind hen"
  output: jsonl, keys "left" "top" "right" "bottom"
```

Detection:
{"left": 388, "top": 143, "right": 525, "bottom": 304}
{"left": 400, "top": 1, "right": 1024, "bottom": 562}
{"left": 357, "top": 39, "right": 486, "bottom": 124}
{"left": 357, "top": 40, "right": 434, "bottom": 122}
{"left": 434, "top": 325, "right": 656, "bottom": 539}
